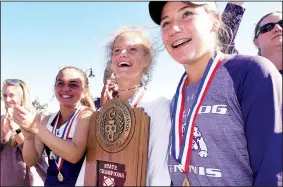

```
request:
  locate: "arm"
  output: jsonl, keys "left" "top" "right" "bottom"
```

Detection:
{"left": 1, "top": 114, "right": 24, "bottom": 146}
{"left": 5, "top": 108, "right": 26, "bottom": 145}
{"left": 1, "top": 115, "right": 9, "bottom": 142}
{"left": 221, "top": 1, "right": 245, "bottom": 54}
{"left": 12, "top": 131, "right": 24, "bottom": 145}
{"left": 9, "top": 122, "right": 24, "bottom": 145}
{"left": 22, "top": 115, "right": 47, "bottom": 167}
{"left": 34, "top": 108, "right": 93, "bottom": 164}
{"left": 235, "top": 57, "right": 282, "bottom": 185}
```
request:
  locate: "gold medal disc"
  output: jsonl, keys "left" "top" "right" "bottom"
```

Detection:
{"left": 182, "top": 175, "right": 190, "bottom": 186}
{"left": 58, "top": 171, "right": 64, "bottom": 182}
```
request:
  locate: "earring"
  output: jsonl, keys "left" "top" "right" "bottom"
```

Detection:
{"left": 258, "top": 48, "right": 262, "bottom": 56}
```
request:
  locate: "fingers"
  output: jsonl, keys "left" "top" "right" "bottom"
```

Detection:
{"left": 14, "top": 105, "right": 29, "bottom": 115}
{"left": 106, "top": 79, "right": 111, "bottom": 85}
{"left": 12, "top": 108, "right": 34, "bottom": 130}
{"left": 12, "top": 108, "right": 20, "bottom": 123}
{"left": 106, "top": 91, "right": 113, "bottom": 100}
{"left": 12, "top": 113, "right": 25, "bottom": 126}
{"left": 35, "top": 113, "right": 41, "bottom": 124}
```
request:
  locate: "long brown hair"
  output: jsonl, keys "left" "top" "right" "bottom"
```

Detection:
{"left": 55, "top": 66, "right": 96, "bottom": 110}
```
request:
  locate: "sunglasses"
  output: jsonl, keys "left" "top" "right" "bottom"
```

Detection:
{"left": 3, "top": 79, "right": 24, "bottom": 93}
{"left": 3, "top": 79, "right": 21, "bottom": 86}
{"left": 256, "top": 20, "right": 283, "bottom": 38}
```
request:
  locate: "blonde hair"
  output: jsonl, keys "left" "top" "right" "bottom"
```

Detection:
{"left": 204, "top": 4, "right": 234, "bottom": 53}
{"left": 105, "top": 26, "right": 156, "bottom": 87}
{"left": 191, "top": 2, "right": 233, "bottom": 54}
{"left": 55, "top": 66, "right": 96, "bottom": 110}
{"left": 2, "top": 79, "right": 33, "bottom": 110}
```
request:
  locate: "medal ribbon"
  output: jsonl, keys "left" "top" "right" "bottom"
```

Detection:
{"left": 171, "top": 52, "right": 223, "bottom": 173}
{"left": 128, "top": 86, "right": 146, "bottom": 108}
{"left": 51, "top": 105, "right": 82, "bottom": 172}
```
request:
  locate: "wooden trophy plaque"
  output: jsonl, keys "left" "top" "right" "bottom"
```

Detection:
{"left": 84, "top": 98, "right": 150, "bottom": 186}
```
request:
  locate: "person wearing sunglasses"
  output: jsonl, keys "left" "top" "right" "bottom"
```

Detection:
{"left": 1, "top": 79, "right": 47, "bottom": 186}
{"left": 254, "top": 11, "right": 282, "bottom": 75}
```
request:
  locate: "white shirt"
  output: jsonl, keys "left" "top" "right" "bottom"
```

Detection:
{"left": 75, "top": 91, "right": 171, "bottom": 186}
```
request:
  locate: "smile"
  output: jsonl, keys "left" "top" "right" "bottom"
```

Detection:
{"left": 60, "top": 94, "right": 72, "bottom": 99}
{"left": 118, "top": 62, "right": 132, "bottom": 67}
{"left": 171, "top": 38, "right": 191, "bottom": 48}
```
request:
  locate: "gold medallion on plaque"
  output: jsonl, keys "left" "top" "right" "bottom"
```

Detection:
{"left": 96, "top": 99, "right": 134, "bottom": 153}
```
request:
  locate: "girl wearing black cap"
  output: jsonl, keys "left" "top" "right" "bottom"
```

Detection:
{"left": 148, "top": 1, "right": 282, "bottom": 186}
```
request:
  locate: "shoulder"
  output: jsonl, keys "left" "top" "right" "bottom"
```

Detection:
{"left": 222, "top": 54, "right": 282, "bottom": 103}
{"left": 222, "top": 54, "right": 280, "bottom": 79}
{"left": 223, "top": 54, "right": 270, "bottom": 67}
{"left": 41, "top": 113, "right": 54, "bottom": 132}
{"left": 141, "top": 90, "right": 170, "bottom": 108}
{"left": 42, "top": 113, "right": 54, "bottom": 124}
{"left": 139, "top": 91, "right": 170, "bottom": 117}
{"left": 77, "top": 107, "right": 94, "bottom": 120}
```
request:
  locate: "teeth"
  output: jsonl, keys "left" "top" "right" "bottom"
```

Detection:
{"left": 118, "top": 62, "right": 131, "bottom": 67}
{"left": 61, "top": 95, "right": 71, "bottom": 98}
{"left": 172, "top": 39, "right": 190, "bottom": 47}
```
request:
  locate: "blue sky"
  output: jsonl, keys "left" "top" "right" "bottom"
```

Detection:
{"left": 1, "top": 2, "right": 282, "bottom": 107}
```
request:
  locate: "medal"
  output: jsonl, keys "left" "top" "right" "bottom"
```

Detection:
{"left": 171, "top": 52, "right": 223, "bottom": 173}
{"left": 58, "top": 171, "right": 64, "bottom": 182}
{"left": 50, "top": 105, "right": 82, "bottom": 182}
{"left": 182, "top": 175, "right": 190, "bottom": 186}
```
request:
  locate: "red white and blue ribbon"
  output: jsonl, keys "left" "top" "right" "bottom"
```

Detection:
{"left": 128, "top": 86, "right": 146, "bottom": 108}
{"left": 171, "top": 52, "right": 223, "bottom": 173}
{"left": 51, "top": 105, "right": 82, "bottom": 172}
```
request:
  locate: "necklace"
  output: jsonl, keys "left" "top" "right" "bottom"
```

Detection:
{"left": 118, "top": 84, "right": 141, "bottom": 91}
{"left": 171, "top": 52, "right": 223, "bottom": 173}
{"left": 50, "top": 105, "right": 82, "bottom": 183}
{"left": 128, "top": 86, "right": 146, "bottom": 108}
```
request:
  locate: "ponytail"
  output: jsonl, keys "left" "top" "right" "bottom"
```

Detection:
{"left": 81, "top": 88, "right": 96, "bottom": 110}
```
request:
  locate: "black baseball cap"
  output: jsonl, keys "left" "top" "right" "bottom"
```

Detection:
{"left": 148, "top": 1, "right": 217, "bottom": 25}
